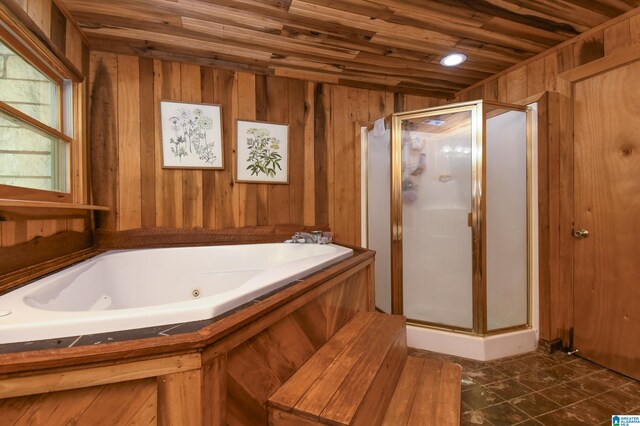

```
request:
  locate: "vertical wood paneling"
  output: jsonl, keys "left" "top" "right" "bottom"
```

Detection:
{"left": 236, "top": 72, "right": 258, "bottom": 228}
{"left": 303, "top": 82, "right": 316, "bottom": 226}
{"left": 156, "top": 61, "right": 183, "bottom": 227}
{"left": 229, "top": 71, "right": 242, "bottom": 227}
{"left": 506, "top": 67, "right": 527, "bottom": 103}
{"left": 255, "top": 75, "right": 270, "bottom": 226}
{"left": 266, "top": 77, "right": 290, "bottom": 225}
{"left": 139, "top": 57, "right": 156, "bottom": 228}
{"left": 117, "top": 54, "right": 141, "bottom": 230}
{"left": 202, "top": 355, "right": 227, "bottom": 426}
{"left": 64, "top": 23, "right": 83, "bottom": 70}
{"left": 526, "top": 60, "right": 545, "bottom": 97}
{"left": 497, "top": 75, "right": 508, "bottom": 102}
{"left": 573, "top": 32, "right": 604, "bottom": 67}
{"left": 331, "top": 86, "right": 348, "bottom": 243}
{"left": 604, "top": 20, "right": 631, "bottom": 53}
{"left": 158, "top": 370, "right": 202, "bottom": 426}
{"left": 26, "top": 0, "right": 51, "bottom": 37}
{"left": 213, "top": 69, "right": 237, "bottom": 229}
{"left": 314, "top": 83, "right": 329, "bottom": 226}
{"left": 543, "top": 54, "right": 558, "bottom": 92}
{"left": 483, "top": 79, "right": 499, "bottom": 101}
{"left": 201, "top": 67, "right": 217, "bottom": 229}
{"left": 288, "top": 79, "right": 305, "bottom": 226}
{"left": 180, "top": 63, "right": 204, "bottom": 228}
{"left": 89, "top": 51, "right": 118, "bottom": 231}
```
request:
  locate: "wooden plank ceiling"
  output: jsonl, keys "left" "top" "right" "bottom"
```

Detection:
{"left": 61, "top": 0, "right": 640, "bottom": 98}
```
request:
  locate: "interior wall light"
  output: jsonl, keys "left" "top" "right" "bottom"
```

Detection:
{"left": 440, "top": 53, "right": 467, "bottom": 67}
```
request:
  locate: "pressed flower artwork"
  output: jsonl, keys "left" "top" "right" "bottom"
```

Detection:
{"left": 236, "top": 120, "right": 289, "bottom": 184}
{"left": 160, "top": 101, "right": 223, "bottom": 169}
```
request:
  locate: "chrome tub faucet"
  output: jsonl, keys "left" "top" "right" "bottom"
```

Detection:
{"left": 288, "top": 231, "right": 330, "bottom": 244}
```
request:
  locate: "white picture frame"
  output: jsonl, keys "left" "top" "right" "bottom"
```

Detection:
{"left": 160, "top": 101, "right": 224, "bottom": 169}
{"left": 235, "top": 119, "right": 289, "bottom": 184}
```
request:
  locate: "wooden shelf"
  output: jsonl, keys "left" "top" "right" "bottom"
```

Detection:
{"left": 0, "top": 199, "right": 109, "bottom": 211}
{"left": 0, "top": 199, "right": 109, "bottom": 220}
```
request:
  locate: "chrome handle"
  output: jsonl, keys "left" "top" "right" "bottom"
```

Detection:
{"left": 572, "top": 229, "right": 589, "bottom": 239}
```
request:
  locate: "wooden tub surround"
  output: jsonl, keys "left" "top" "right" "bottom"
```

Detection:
{"left": 0, "top": 239, "right": 374, "bottom": 425}
{"left": 0, "top": 228, "right": 462, "bottom": 425}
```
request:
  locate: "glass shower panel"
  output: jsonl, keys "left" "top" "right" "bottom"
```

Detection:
{"left": 401, "top": 111, "right": 474, "bottom": 329}
{"left": 485, "top": 107, "right": 528, "bottom": 330}
{"left": 366, "top": 125, "right": 392, "bottom": 313}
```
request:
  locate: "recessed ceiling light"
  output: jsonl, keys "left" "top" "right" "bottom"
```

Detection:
{"left": 440, "top": 53, "right": 467, "bottom": 67}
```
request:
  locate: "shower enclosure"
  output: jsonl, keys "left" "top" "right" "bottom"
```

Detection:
{"left": 363, "top": 100, "right": 533, "bottom": 350}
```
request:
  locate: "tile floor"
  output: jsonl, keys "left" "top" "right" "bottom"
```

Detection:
{"left": 408, "top": 347, "right": 640, "bottom": 425}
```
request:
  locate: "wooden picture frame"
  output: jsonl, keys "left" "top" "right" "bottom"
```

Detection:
{"left": 160, "top": 100, "right": 224, "bottom": 169}
{"left": 235, "top": 119, "right": 289, "bottom": 184}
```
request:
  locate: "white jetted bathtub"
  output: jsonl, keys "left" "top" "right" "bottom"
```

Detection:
{"left": 0, "top": 243, "right": 353, "bottom": 344}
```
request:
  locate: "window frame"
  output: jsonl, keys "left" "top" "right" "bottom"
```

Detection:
{"left": 0, "top": 11, "right": 78, "bottom": 203}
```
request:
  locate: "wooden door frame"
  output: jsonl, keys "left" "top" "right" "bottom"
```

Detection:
{"left": 556, "top": 44, "right": 640, "bottom": 348}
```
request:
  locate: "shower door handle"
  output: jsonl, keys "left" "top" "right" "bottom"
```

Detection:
{"left": 572, "top": 228, "right": 589, "bottom": 239}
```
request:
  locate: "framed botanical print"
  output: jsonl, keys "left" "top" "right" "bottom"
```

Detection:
{"left": 235, "top": 119, "right": 289, "bottom": 184}
{"left": 160, "top": 101, "right": 224, "bottom": 169}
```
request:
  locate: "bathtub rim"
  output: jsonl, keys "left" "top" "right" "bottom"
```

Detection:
{"left": 0, "top": 245, "right": 375, "bottom": 376}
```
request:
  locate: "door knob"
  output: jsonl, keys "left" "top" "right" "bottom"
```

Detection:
{"left": 572, "top": 228, "right": 589, "bottom": 239}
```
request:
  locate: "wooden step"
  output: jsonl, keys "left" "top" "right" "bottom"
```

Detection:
{"left": 381, "top": 356, "right": 462, "bottom": 426}
{"left": 268, "top": 311, "right": 407, "bottom": 426}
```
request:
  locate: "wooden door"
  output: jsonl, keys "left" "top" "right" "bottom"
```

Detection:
{"left": 573, "top": 59, "right": 640, "bottom": 379}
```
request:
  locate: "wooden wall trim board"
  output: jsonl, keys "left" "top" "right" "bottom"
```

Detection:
{"left": 0, "top": 353, "right": 201, "bottom": 399}
{"left": 94, "top": 225, "right": 328, "bottom": 249}
{"left": 0, "top": 247, "right": 99, "bottom": 296}
{"left": 558, "top": 43, "right": 640, "bottom": 82}
{"left": 0, "top": 228, "right": 93, "bottom": 278}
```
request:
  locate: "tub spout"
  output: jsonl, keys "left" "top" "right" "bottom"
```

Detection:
{"left": 289, "top": 231, "right": 328, "bottom": 244}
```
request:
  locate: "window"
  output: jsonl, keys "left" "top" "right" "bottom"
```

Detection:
{"left": 0, "top": 25, "right": 73, "bottom": 195}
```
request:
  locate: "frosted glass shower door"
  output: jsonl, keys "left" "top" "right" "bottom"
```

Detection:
{"left": 400, "top": 110, "right": 474, "bottom": 329}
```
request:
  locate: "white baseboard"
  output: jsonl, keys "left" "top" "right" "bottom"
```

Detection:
{"left": 407, "top": 325, "right": 538, "bottom": 361}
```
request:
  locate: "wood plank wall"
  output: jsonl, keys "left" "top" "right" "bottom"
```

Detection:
{"left": 0, "top": 0, "right": 91, "bottom": 249}
{"left": 455, "top": 8, "right": 640, "bottom": 344}
{"left": 88, "top": 51, "right": 439, "bottom": 246}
